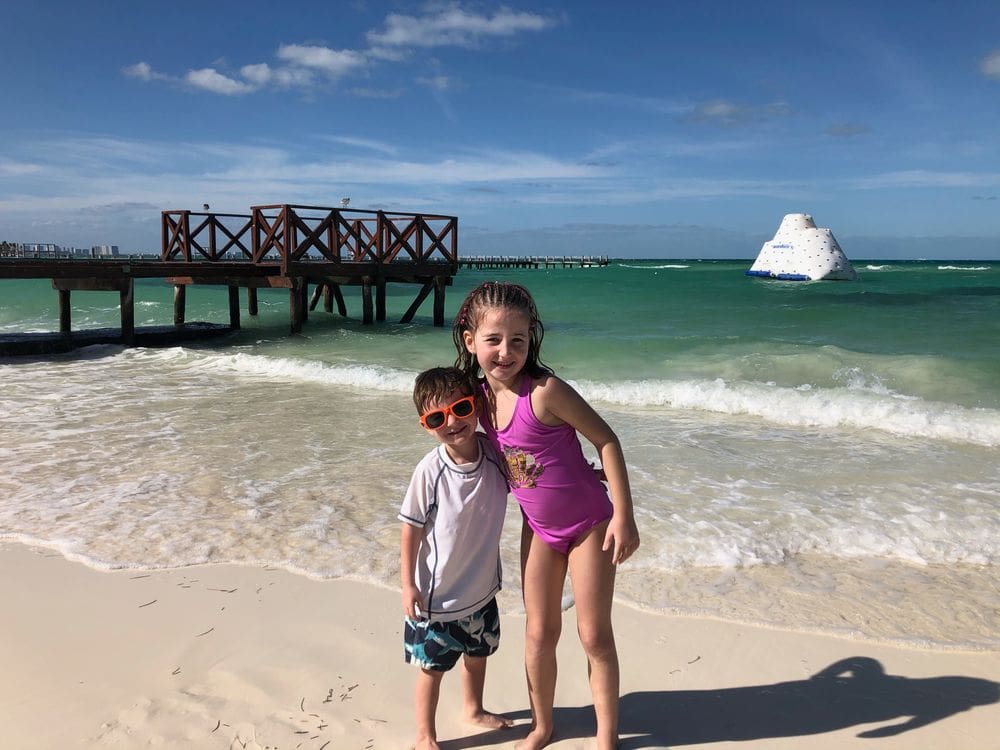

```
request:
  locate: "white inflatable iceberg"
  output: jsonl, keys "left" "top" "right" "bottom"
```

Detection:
{"left": 746, "top": 213, "right": 858, "bottom": 281}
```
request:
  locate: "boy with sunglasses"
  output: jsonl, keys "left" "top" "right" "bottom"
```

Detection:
{"left": 398, "top": 366, "right": 512, "bottom": 749}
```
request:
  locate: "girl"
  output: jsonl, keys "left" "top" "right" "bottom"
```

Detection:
{"left": 453, "top": 281, "right": 639, "bottom": 750}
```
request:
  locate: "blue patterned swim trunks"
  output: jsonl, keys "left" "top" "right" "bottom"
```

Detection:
{"left": 404, "top": 597, "right": 500, "bottom": 672}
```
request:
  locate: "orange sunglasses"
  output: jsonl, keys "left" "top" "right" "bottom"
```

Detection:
{"left": 420, "top": 395, "right": 476, "bottom": 429}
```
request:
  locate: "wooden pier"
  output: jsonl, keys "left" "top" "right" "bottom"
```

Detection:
{"left": 459, "top": 255, "right": 609, "bottom": 269}
{"left": 0, "top": 204, "right": 458, "bottom": 355}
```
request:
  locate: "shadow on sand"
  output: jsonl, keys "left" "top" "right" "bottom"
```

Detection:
{"left": 442, "top": 656, "right": 998, "bottom": 749}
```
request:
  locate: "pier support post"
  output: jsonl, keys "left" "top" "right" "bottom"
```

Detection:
{"left": 362, "top": 277, "right": 374, "bottom": 324}
{"left": 331, "top": 283, "right": 347, "bottom": 316}
{"left": 173, "top": 284, "right": 186, "bottom": 326}
{"left": 228, "top": 286, "right": 240, "bottom": 329}
{"left": 58, "top": 289, "right": 71, "bottom": 334}
{"left": 433, "top": 276, "right": 446, "bottom": 327}
{"left": 247, "top": 288, "right": 259, "bottom": 316}
{"left": 289, "top": 278, "right": 304, "bottom": 334}
{"left": 400, "top": 281, "right": 432, "bottom": 324}
{"left": 376, "top": 276, "right": 386, "bottom": 322}
{"left": 310, "top": 281, "right": 348, "bottom": 316}
{"left": 309, "top": 283, "right": 324, "bottom": 311}
{"left": 120, "top": 279, "right": 135, "bottom": 345}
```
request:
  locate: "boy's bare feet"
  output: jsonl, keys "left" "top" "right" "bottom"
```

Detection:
{"left": 413, "top": 736, "right": 442, "bottom": 750}
{"left": 514, "top": 725, "right": 552, "bottom": 750}
{"left": 465, "top": 709, "right": 514, "bottom": 730}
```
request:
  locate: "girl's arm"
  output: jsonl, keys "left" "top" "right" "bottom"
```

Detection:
{"left": 534, "top": 376, "right": 640, "bottom": 564}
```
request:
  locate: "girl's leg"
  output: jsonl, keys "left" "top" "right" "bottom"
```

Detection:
{"left": 414, "top": 667, "right": 444, "bottom": 750}
{"left": 460, "top": 654, "right": 513, "bottom": 729}
{"left": 567, "top": 521, "right": 619, "bottom": 750}
{"left": 518, "top": 521, "right": 568, "bottom": 750}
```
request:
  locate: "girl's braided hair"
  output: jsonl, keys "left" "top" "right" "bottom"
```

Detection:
{"left": 452, "top": 281, "right": 554, "bottom": 380}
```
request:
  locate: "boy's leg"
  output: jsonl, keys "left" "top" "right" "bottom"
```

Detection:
{"left": 414, "top": 667, "right": 445, "bottom": 750}
{"left": 460, "top": 654, "right": 513, "bottom": 729}
{"left": 567, "top": 520, "right": 619, "bottom": 750}
{"left": 519, "top": 521, "right": 569, "bottom": 750}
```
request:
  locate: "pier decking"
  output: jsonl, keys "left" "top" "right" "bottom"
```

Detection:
{"left": 0, "top": 204, "right": 457, "bottom": 355}
{"left": 459, "top": 255, "right": 609, "bottom": 269}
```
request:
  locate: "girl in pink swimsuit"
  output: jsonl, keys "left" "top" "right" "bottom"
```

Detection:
{"left": 453, "top": 281, "right": 640, "bottom": 750}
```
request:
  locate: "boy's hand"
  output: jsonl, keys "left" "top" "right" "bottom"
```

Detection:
{"left": 402, "top": 584, "right": 423, "bottom": 620}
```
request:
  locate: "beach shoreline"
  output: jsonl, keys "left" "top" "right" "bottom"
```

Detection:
{"left": 2, "top": 541, "right": 997, "bottom": 749}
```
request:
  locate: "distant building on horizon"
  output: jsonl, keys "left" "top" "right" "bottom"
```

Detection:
{"left": 19, "top": 243, "right": 64, "bottom": 257}
{"left": 0, "top": 242, "right": 122, "bottom": 258}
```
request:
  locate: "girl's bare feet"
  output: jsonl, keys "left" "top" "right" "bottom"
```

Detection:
{"left": 514, "top": 725, "right": 552, "bottom": 750}
{"left": 465, "top": 709, "right": 513, "bottom": 730}
{"left": 413, "top": 735, "right": 442, "bottom": 750}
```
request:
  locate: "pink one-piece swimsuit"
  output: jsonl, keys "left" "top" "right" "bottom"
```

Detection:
{"left": 480, "top": 376, "right": 613, "bottom": 554}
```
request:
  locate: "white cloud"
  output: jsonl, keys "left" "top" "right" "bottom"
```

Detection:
{"left": 348, "top": 86, "right": 402, "bottom": 99}
{"left": 685, "top": 99, "right": 793, "bottom": 127}
{"left": 277, "top": 44, "right": 367, "bottom": 78}
{"left": 325, "top": 136, "right": 399, "bottom": 155}
{"left": 120, "top": 5, "right": 553, "bottom": 99}
{"left": 185, "top": 68, "right": 257, "bottom": 95}
{"left": 368, "top": 4, "right": 555, "bottom": 49}
{"left": 980, "top": 50, "right": 1000, "bottom": 80}
{"left": 417, "top": 74, "right": 455, "bottom": 91}
{"left": 1, "top": 135, "right": 604, "bottom": 213}
{"left": 123, "top": 61, "right": 259, "bottom": 95}
{"left": 0, "top": 159, "right": 44, "bottom": 176}
{"left": 8, "top": 130, "right": 1000, "bottom": 253}
{"left": 552, "top": 85, "right": 689, "bottom": 116}
{"left": 827, "top": 122, "right": 870, "bottom": 137}
{"left": 238, "top": 62, "right": 315, "bottom": 88}
{"left": 240, "top": 63, "right": 274, "bottom": 86}
{"left": 123, "top": 61, "right": 154, "bottom": 80}
{"left": 122, "top": 61, "right": 171, "bottom": 82}
{"left": 850, "top": 170, "right": 1000, "bottom": 189}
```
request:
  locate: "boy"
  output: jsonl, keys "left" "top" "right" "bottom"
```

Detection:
{"left": 399, "top": 367, "right": 512, "bottom": 749}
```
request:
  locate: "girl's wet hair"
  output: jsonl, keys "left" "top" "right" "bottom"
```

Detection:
{"left": 452, "top": 281, "right": 554, "bottom": 379}
{"left": 412, "top": 366, "right": 476, "bottom": 414}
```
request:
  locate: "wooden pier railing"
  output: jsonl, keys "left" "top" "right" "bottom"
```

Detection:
{"left": 159, "top": 204, "right": 459, "bottom": 330}
{"left": 162, "top": 204, "right": 458, "bottom": 269}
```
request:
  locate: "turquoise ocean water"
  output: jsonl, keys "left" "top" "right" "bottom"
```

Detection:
{"left": 1, "top": 259, "right": 998, "bottom": 649}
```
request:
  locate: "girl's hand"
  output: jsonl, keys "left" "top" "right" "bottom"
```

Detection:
{"left": 402, "top": 584, "right": 423, "bottom": 619}
{"left": 603, "top": 514, "right": 640, "bottom": 565}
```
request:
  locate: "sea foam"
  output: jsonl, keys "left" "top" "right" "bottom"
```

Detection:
{"left": 573, "top": 377, "right": 1000, "bottom": 447}
{"left": 182, "top": 351, "right": 416, "bottom": 392}
{"left": 171, "top": 350, "right": 1000, "bottom": 447}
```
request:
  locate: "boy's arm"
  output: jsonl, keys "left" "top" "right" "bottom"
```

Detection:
{"left": 400, "top": 522, "right": 424, "bottom": 619}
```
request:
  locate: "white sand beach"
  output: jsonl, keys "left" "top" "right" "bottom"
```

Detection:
{"left": 2, "top": 542, "right": 997, "bottom": 750}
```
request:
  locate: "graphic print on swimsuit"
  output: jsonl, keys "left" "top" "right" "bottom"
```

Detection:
{"left": 502, "top": 446, "right": 545, "bottom": 489}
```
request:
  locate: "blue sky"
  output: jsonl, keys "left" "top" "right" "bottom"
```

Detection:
{"left": 2, "top": 1, "right": 1000, "bottom": 258}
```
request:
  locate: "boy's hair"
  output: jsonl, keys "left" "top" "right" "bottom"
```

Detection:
{"left": 451, "top": 281, "right": 554, "bottom": 380}
{"left": 413, "top": 366, "right": 476, "bottom": 415}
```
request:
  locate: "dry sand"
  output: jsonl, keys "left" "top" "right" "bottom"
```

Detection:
{"left": 2, "top": 542, "right": 997, "bottom": 749}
